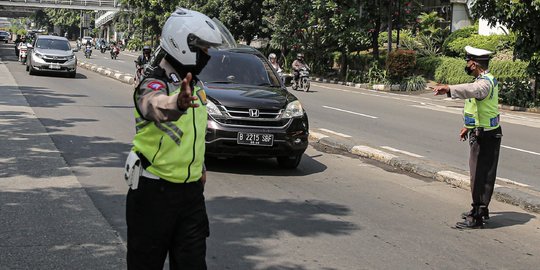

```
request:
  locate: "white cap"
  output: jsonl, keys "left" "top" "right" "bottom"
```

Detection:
{"left": 465, "top": 46, "right": 493, "bottom": 61}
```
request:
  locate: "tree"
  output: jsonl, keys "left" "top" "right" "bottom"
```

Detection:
{"left": 45, "top": 8, "right": 81, "bottom": 36}
{"left": 472, "top": 0, "right": 540, "bottom": 103}
{"left": 217, "top": 0, "right": 267, "bottom": 45}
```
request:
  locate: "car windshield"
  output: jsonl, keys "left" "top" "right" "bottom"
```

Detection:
{"left": 36, "top": 38, "right": 70, "bottom": 51}
{"left": 198, "top": 50, "right": 282, "bottom": 87}
{"left": 0, "top": 32, "right": 8, "bottom": 36}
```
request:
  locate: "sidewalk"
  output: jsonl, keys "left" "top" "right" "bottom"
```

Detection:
{"left": 0, "top": 58, "right": 126, "bottom": 269}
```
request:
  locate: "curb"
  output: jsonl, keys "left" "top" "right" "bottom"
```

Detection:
{"left": 77, "top": 62, "right": 540, "bottom": 215}
{"left": 309, "top": 131, "right": 540, "bottom": 215}
{"left": 78, "top": 61, "right": 134, "bottom": 85}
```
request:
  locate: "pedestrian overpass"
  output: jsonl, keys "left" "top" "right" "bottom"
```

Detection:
{"left": 0, "top": 0, "right": 121, "bottom": 17}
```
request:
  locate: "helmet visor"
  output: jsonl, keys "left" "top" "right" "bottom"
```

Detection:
{"left": 212, "top": 18, "right": 237, "bottom": 49}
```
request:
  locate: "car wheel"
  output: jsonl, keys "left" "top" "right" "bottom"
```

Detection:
{"left": 28, "top": 64, "right": 36, "bottom": 75}
{"left": 68, "top": 71, "right": 76, "bottom": 78}
{"left": 25, "top": 64, "right": 29, "bottom": 72}
{"left": 277, "top": 154, "right": 302, "bottom": 169}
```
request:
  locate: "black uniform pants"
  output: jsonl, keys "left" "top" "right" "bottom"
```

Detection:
{"left": 126, "top": 176, "right": 209, "bottom": 270}
{"left": 468, "top": 126, "right": 502, "bottom": 207}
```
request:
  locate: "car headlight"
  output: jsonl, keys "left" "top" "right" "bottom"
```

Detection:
{"left": 67, "top": 55, "right": 75, "bottom": 60}
{"left": 34, "top": 52, "right": 43, "bottom": 58}
{"left": 282, "top": 100, "right": 304, "bottom": 118}
{"left": 206, "top": 100, "right": 223, "bottom": 116}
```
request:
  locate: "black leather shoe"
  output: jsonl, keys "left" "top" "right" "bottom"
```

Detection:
{"left": 455, "top": 217, "right": 484, "bottom": 229}
{"left": 461, "top": 207, "right": 489, "bottom": 220}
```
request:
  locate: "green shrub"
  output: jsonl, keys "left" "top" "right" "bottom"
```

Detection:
{"left": 446, "top": 34, "right": 515, "bottom": 57}
{"left": 378, "top": 30, "right": 413, "bottom": 47}
{"left": 126, "top": 37, "right": 143, "bottom": 51}
{"left": 490, "top": 60, "right": 529, "bottom": 81}
{"left": 416, "top": 56, "right": 443, "bottom": 79}
{"left": 442, "top": 25, "right": 478, "bottom": 55}
{"left": 367, "top": 62, "right": 389, "bottom": 85}
{"left": 434, "top": 57, "right": 473, "bottom": 84}
{"left": 499, "top": 79, "right": 538, "bottom": 108}
{"left": 386, "top": 50, "right": 416, "bottom": 83}
{"left": 399, "top": 75, "right": 427, "bottom": 91}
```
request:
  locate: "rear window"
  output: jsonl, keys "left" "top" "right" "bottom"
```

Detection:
{"left": 36, "top": 38, "right": 70, "bottom": 51}
{"left": 198, "top": 50, "right": 282, "bottom": 87}
{"left": 0, "top": 32, "right": 8, "bottom": 36}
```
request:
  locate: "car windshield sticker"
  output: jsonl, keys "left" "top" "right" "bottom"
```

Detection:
{"left": 196, "top": 89, "right": 207, "bottom": 105}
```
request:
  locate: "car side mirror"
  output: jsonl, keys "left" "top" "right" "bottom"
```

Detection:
{"left": 27, "top": 44, "right": 33, "bottom": 49}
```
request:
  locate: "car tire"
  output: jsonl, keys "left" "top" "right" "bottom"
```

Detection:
{"left": 277, "top": 154, "right": 302, "bottom": 169}
{"left": 68, "top": 71, "right": 76, "bottom": 78}
{"left": 28, "top": 64, "right": 36, "bottom": 75}
{"left": 25, "top": 64, "right": 29, "bottom": 72}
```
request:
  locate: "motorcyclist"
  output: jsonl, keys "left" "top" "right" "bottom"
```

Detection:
{"left": 136, "top": 46, "right": 152, "bottom": 68}
{"left": 17, "top": 36, "right": 27, "bottom": 62}
{"left": 292, "top": 53, "right": 308, "bottom": 83}
{"left": 14, "top": 35, "right": 22, "bottom": 56}
{"left": 110, "top": 41, "right": 120, "bottom": 57}
{"left": 268, "top": 53, "right": 281, "bottom": 72}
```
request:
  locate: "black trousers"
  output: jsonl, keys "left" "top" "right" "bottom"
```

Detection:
{"left": 468, "top": 126, "right": 502, "bottom": 207}
{"left": 126, "top": 176, "right": 209, "bottom": 270}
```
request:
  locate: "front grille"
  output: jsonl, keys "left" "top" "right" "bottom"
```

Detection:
{"left": 216, "top": 118, "right": 289, "bottom": 127}
{"left": 43, "top": 55, "right": 69, "bottom": 64}
{"left": 223, "top": 106, "right": 282, "bottom": 119}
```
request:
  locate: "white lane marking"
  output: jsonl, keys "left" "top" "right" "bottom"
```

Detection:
{"left": 496, "top": 177, "right": 531, "bottom": 188}
{"left": 322, "top": 105, "right": 378, "bottom": 119}
{"left": 318, "top": 128, "right": 352, "bottom": 138}
{"left": 502, "top": 145, "right": 540, "bottom": 156}
{"left": 381, "top": 146, "right": 424, "bottom": 158}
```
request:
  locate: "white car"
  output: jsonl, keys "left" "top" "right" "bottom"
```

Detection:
{"left": 27, "top": 35, "right": 77, "bottom": 78}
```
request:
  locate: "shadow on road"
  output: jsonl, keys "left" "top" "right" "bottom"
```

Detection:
{"left": 206, "top": 196, "right": 357, "bottom": 270}
{"left": 206, "top": 153, "right": 327, "bottom": 176}
{"left": 0, "top": 186, "right": 125, "bottom": 269}
{"left": 486, "top": 211, "right": 536, "bottom": 229}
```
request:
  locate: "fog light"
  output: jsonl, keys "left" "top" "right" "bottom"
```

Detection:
{"left": 294, "top": 138, "right": 301, "bottom": 144}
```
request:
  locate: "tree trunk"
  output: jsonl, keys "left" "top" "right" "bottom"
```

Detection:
{"left": 340, "top": 47, "right": 348, "bottom": 79}
{"left": 387, "top": 0, "right": 393, "bottom": 53}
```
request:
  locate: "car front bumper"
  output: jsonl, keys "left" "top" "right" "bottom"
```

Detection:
{"left": 31, "top": 55, "right": 77, "bottom": 72}
{"left": 205, "top": 115, "right": 309, "bottom": 158}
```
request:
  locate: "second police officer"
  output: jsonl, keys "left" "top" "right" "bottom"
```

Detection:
{"left": 433, "top": 46, "right": 503, "bottom": 229}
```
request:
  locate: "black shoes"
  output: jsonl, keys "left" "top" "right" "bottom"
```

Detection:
{"left": 461, "top": 207, "right": 489, "bottom": 220}
{"left": 455, "top": 205, "right": 488, "bottom": 229}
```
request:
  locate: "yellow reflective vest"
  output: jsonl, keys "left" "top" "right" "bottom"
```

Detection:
{"left": 463, "top": 73, "right": 500, "bottom": 129}
{"left": 132, "top": 78, "right": 207, "bottom": 183}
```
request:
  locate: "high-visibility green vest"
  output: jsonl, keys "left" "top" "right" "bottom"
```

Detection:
{"left": 132, "top": 79, "right": 207, "bottom": 183}
{"left": 463, "top": 72, "right": 500, "bottom": 129}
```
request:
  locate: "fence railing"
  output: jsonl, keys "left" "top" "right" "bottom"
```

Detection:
{"left": 0, "top": 0, "right": 121, "bottom": 10}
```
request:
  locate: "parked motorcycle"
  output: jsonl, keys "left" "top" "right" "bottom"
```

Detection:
{"left": 292, "top": 67, "right": 310, "bottom": 92}
{"left": 84, "top": 45, "right": 92, "bottom": 59}
{"left": 110, "top": 46, "right": 120, "bottom": 59}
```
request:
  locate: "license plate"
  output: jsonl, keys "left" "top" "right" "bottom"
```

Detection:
{"left": 49, "top": 64, "right": 61, "bottom": 70}
{"left": 237, "top": 132, "right": 273, "bottom": 146}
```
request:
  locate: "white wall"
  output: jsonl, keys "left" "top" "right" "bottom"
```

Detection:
{"left": 451, "top": 3, "right": 472, "bottom": 32}
{"left": 478, "top": 19, "right": 509, "bottom": 35}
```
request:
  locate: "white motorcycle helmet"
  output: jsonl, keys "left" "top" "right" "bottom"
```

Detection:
{"left": 160, "top": 8, "right": 223, "bottom": 73}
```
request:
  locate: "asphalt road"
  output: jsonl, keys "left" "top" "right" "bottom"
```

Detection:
{"left": 76, "top": 48, "right": 540, "bottom": 192}
{"left": 4, "top": 42, "right": 540, "bottom": 269}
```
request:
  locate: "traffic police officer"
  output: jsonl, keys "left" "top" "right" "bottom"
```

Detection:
{"left": 124, "top": 8, "right": 226, "bottom": 269}
{"left": 433, "top": 46, "right": 503, "bottom": 229}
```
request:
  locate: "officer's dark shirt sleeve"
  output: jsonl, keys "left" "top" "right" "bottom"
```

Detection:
{"left": 136, "top": 78, "right": 183, "bottom": 122}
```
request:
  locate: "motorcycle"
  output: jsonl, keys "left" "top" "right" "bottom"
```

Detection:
{"left": 84, "top": 45, "right": 92, "bottom": 58}
{"left": 18, "top": 43, "right": 28, "bottom": 64}
{"left": 110, "top": 46, "right": 120, "bottom": 59}
{"left": 100, "top": 43, "right": 107, "bottom": 53}
{"left": 291, "top": 67, "right": 310, "bottom": 92}
{"left": 134, "top": 60, "right": 146, "bottom": 86}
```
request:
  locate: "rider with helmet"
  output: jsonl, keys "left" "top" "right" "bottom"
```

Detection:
{"left": 268, "top": 53, "right": 281, "bottom": 72}
{"left": 136, "top": 46, "right": 152, "bottom": 68}
{"left": 125, "top": 8, "right": 225, "bottom": 269}
{"left": 292, "top": 53, "right": 308, "bottom": 84}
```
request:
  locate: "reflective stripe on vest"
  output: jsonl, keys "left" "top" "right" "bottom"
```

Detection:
{"left": 132, "top": 82, "right": 207, "bottom": 183}
{"left": 463, "top": 73, "right": 500, "bottom": 129}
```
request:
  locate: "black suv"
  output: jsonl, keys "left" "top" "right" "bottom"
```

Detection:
{"left": 200, "top": 47, "right": 309, "bottom": 168}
